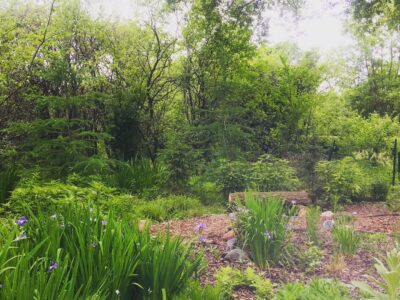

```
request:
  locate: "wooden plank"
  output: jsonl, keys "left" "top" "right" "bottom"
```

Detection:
{"left": 228, "top": 191, "right": 310, "bottom": 206}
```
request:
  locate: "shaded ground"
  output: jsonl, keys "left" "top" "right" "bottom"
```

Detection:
{"left": 152, "top": 203, "right": 400, "bottom": 299}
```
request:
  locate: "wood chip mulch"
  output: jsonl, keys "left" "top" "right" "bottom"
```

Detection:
{"left": 151, "top": 202, "right": 400, "bottom": 299}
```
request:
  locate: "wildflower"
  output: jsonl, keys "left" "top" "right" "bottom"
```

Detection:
{"left": 291, "top": 200, "right": 297, "bottom": 205}
{"left": 50, "top": 213, "right": 57, "bottom": 220}
{"left": 60, "top": 223, "right": 65, "bottom": 229}
{"left": 89, "top": 207, "right": 93, "bottom": 213}
{"left": 15, "top": 233, "right": 27, "bottom": 241}
{"left": 49, "top": 260, "right": 58, "bottom": 272}
{"left": 115, "top": 290, "right": 120, "bottom": 295}
{"left": 194, "top": 223, "right": 206, "bottom": 232}
{"left": 89, "top": 217, "right": 97, "bottom": 222}
{"left": 15, "top": 216, "right": 28, "bottom": 226}
{"left": 352, "top": 211, "right": 357, "bottom": 215}
{"left": 101, "top": 220, "right": 107, "bottom": 225}
{"left": 199, "top": 235, "right": 206, "bottom": 243}
{"left": 229, "top": 212, "right": 237, "bottom": 221}
{"left": 237, "top": 207, "right": 247, "bottom": 212}
{"left": 263, "top": 231, "right": 273, "bottom": 240}
{"left": 92, "top": 240, "right": 97, "bottom": 248}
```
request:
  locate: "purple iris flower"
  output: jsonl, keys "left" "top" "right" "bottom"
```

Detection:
{"left": 49, "top": 260, "right": 58, "bottom": 272}
{"left": 229, "top": 212, "right": 237, "bottom": 221}
{"left": 15, "top": 216, "right": 28, "bottom": 226}
{"left": 199, "top": 235, "right": 206, "bottom": 243}
{"left": 194, "top": 223, "right": 206, "bottom": 232}
{"left": 101, "top": 220, "right": 107, "bottom": 226}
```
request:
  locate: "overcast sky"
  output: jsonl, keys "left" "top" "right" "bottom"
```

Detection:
{"left": 87, "top": 0, "right": 355, "bottom": 55}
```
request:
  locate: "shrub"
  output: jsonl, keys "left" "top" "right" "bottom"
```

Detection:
{"left": 7, "top": 180, "right": 135, "bottom": 215}
{"left": 299, "top": 244, "right": 323, "bottom": 273}
{"left": 315, "top": 156, "right": 391, "bottom": 206}
{"left": 387, "top": 185, "right": 400, "bottom": 212}
{"left": 235, "top": 194, "right": 295, "bottom": 267}
{"left": 188, "top": 176, "right": 224, "bottom": 205}
{"left": 306, "top": 206, "right": 321, "bottom": 245}
{"left": 332, "top": 225, "right": 361, "bottom": 256}
{"left": 275, "top": 278, "right": 351, "bottom": 300}
{"left": 215, "top": 266, "right": 273, "bottom": 300}
{"left": 353, "top": 247, "right": 400, "bottom": 300}
{"left": 207, "top": 155, "right": 300, "bottom": 199}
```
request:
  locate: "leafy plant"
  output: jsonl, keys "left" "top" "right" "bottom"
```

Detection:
{"left": 306, "top": 206, "right": 321, "bottom": 244}
{"left": 235, "top": 194, "right": 295, "bottom": 267}
{"left": 299, "top": 244, "right": 323, "bottom": 273}
{"left": 387, "top": 185, "right": 400, "bottom": 212}
{"left": 332, "top": 225, "right": 361, "bottom": 256}
{"left": 353, "top": 247, "right": 400, "bottom": 300}
{"left": 215, "top": 266, "right": 273, "bottom": 300}
{"left": 275, "top": 278, "right": 351, "bottom": 300}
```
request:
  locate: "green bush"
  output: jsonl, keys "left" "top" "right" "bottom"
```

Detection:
{"left": 387, "top": 185, "right": 400, "bottom": 212}
{"left": 299, "top": 244, "right": 323, "bottom": 273}
{"left": 235, "top": 194, "right": 295, "bottom": 267}
{"left": 6, "top": 180, "right": 136, "bottom": 215}
{"left": 315, "top": 156, "right": 391, "bottom": 206}
{"left": 0, "top": 204, "right": 202, "bottom": 299}
{"left": 188, "top": 176, "right": 224, "bottom": 205}
{"left": 207, "top": 155, "right": 300, "bottom": 199}
{"left": 275, "top": 278, "right": 351, "bottom": 300}
{"left": 215, "top": 266, "right": 273, "bottom": 300}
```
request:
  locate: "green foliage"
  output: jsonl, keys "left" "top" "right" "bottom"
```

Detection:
{"left": 0, "top": 204, "right": 201, "bottom": 299}
{"left": 188, "top": 176, "right": 224, "bottom": 205}
{"left": 306, "top": 206, "right": 321, "bottom": 244}
{"left": 387, "top": 185, "right": 400, "bottom": 212}
{"left": 299, "top": 244, "right": 323, "bottom": 273}
{"left": 6, "top": 180, "right": 135, "bottom": 215}
{"left": 0, "top": 166, "right": 18, "bottom": 204}
{"left": 134, "top": 234, "right": 203, "bottom": 300}
{"left": 207, "top": 155, "right": 300, "bottom": 198}
{"left": 110, "top": 159, "right": 167, "bottom": 198}
{"left": 135, "top": 195, "right": 221, "bottom": 221}
{"left": 332, "top": 225, "right": 361, "bottom": 256}
{"left": 235, "top": 194, "right": 295, "bottom": 267}
{"left": 353, "top": 247, "right": 400, "bottom": 300}
{"left": 174, "top": 280, "right": 221, "bottom": 300}
{"left": 315, "top": 156, "right": 391, "bottom": 206}
{"left": 275, "top": 278, "right": 351, "bottom": 300}
{"left": 215, "top": 266, "right": 273, "bottom": 300}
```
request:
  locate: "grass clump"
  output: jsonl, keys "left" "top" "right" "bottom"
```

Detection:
{"left": 332, "top": 225, "right": 361, "bottom": 256}
{"left": 235, "top": 194, "right": 295, "bottom": 268}
{"left": 306, "top": 206, "right": 321, "bottom": 245}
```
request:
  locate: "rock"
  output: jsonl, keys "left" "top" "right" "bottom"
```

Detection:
{"left": 226, "top": 238, "right": 237, "bottom": 251}
{"left": 322, "top": 219, "right": 335, "bottom": 230}
{"left": 223, "top": 230, "right": 235, "bottom": 241}
{"left": 224, "top": 248, "right": 249, "bottom": 263}
{"left": 321, "top": 211, "right": 334, "bottom": 219}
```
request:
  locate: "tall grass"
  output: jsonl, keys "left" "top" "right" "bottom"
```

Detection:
{"left": 0, "top": 204, "right": 201, "bottom": 299}
{"left": 306, "top": 206, "right": 321, "bottom": 245}
{"left": 111, "top": 159, "right": 166, "bottom": 196}
{"left": 236, "top": 194, "right": 296, "bottom": 268}
{"left": 332, "top": 225, "right": 361, "bottom": 256}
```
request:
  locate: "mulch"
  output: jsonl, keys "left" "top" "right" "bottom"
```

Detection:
{"left": 151, "top": 202, "right": 400, "bottom": 299}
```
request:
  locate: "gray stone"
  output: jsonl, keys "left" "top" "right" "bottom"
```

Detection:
{"left": 224, "top": 248, "right": 249, "bottom": 263}
{"left": 226, "top": 238, "right": 237, "bottom": 251}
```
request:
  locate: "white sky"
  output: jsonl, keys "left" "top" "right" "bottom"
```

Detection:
{"left": 88, "top": 0, "right": 355, "bottom": 55}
